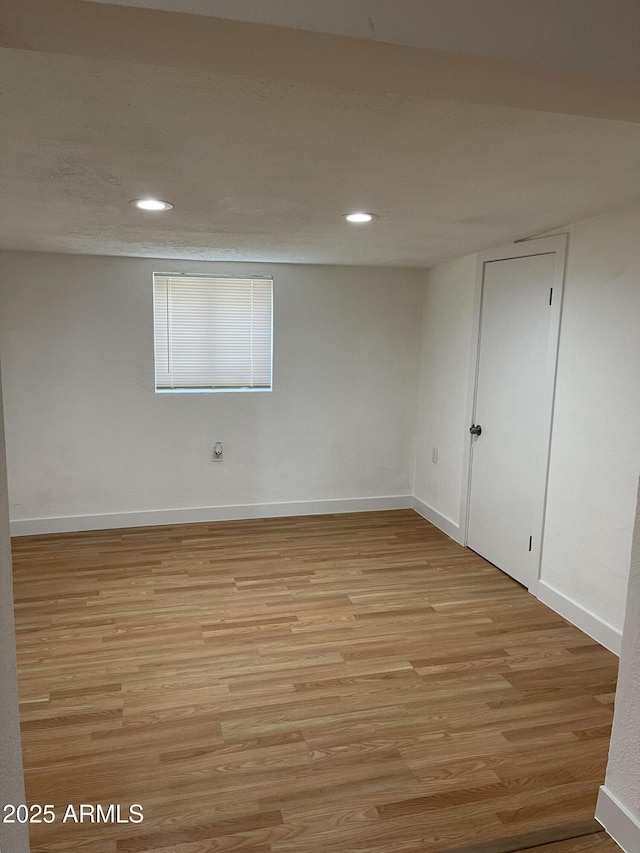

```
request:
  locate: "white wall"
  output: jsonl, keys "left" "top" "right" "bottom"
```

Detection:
{"left": 540, "top": 206, "right": 640, "bottom": 633}
{"left": 0, "top": 253, "right": 422, "bottom": 528}
{"left": 597, "top": 478, "right": 640, "bottom": 851}
{"left": 413, "top": 254, "right": 476, "bottom": 536}
{"left": 0, "top": 362, "right": 29, "bottom": 853}
{"left": 413, "top": 203, "right": 640, "bottom": 639}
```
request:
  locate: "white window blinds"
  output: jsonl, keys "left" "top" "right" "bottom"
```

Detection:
{"left": 153, "top": 274, "right": 273, "bottom": 391}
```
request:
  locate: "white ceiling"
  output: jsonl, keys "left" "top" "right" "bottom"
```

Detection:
{"left": 2, "top": 0, "right": 640, "bottom": 267}
{"left": 80, "top": 0, "right": 640, "bottom": 81}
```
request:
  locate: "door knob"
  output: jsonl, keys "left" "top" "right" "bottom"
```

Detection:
{"left": 469, "top": 424, "right": 482, "bottom": 436}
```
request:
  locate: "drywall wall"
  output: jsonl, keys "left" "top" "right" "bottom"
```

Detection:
{"left": 413, "top": 254, "right": 476, "bottom": 535}
{"left": 0, "top": 253, "right": 422, "bottom": 528}
{"left": 597, "top": 477, "right": 640, "bottom": 850}
{"left": 82, "top": 0, "right": 640, "bottom": 82}
{"left": 541, "top": 205, "right": 640, "bottom": 632}
{"left": 0, "top": 363, "right": 29, "bottom": 853}
{"left": 413, "top": 203, "right": 640, "bottom": 637}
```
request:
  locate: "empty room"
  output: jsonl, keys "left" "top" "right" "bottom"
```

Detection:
{"left": 1, "top": 2, "right": 640, "bottom": 853}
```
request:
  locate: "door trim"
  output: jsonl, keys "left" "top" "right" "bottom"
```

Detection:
{"left": 458, "top": 234, "right": 568, "bottom": 593}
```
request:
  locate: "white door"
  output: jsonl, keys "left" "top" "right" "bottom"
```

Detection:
{"left": 466, "top": 238, "right": 565, "bottom": 590}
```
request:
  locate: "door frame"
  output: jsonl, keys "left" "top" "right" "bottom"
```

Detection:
{"left": 458, "top": 234, "right": 568, "bottom": 593}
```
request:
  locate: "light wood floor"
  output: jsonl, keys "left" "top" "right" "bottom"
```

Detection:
{"left": 12, "top": 510, "right": 620, "bottom": 853}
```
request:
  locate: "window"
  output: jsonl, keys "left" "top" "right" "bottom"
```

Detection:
{"left": 153, "top": 273, "right": 273, "bottom": 392}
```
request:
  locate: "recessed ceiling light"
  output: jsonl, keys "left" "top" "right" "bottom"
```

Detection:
{"left": 344, "top": 212, "right": 374, "bottom": 223}
{"left": 130, "top": 198, "right": 173, "bottom": 211}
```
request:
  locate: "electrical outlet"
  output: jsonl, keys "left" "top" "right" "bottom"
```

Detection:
{"left": 212, "top": 442, "right": 223, "bottom": 461}
{"left": 432, "top": 447, "right": 438, "bottom": 464}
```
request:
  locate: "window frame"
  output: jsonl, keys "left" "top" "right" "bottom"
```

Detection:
{"left": 152, "top": 271, "right": 274, "bottom": 394}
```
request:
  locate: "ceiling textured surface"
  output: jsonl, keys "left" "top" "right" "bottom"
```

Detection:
{"left": 2, "top": 0, "right": 640, "bottom": 266}
{"left": 80, "top": 0, "right": 640, "bottom": 81}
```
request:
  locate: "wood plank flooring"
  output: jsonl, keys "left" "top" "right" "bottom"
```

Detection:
{"left": 525, "top": 833, "right": 620, "bottom": 852}
{"left": 441, "top": 821, "right": 618, "bottom": 852}
{"left": 11, "top": 510, "right": 620, "bottom": 853}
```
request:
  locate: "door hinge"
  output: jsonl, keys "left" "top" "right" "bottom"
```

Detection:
{"left": 528, "top": 536, "right": 533, "bottom": 552}
{"left": 549, "top": 287, "right": 553, "bottom": 305}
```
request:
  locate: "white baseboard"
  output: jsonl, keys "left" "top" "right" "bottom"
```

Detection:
{"left": 10, "top": 495, "right": 413, "bottom": 536}
{"left": 596, "top": 786, "right": 640, "bottom": 852}
{"left": 411, "top": 497, "right": 462, "bottom": 543}
{"left": 537, "top": 580, "right": 622, "bottom": 656}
